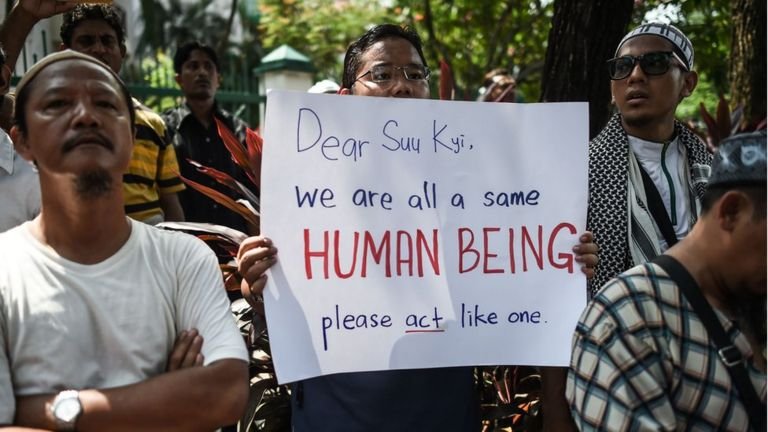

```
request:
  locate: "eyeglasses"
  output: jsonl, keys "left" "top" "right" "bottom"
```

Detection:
{"left": 354, "top": 64, "right": 431, "bottom": 85}
{"left": 607, "top": 51, "right": 687, "bottom": 80}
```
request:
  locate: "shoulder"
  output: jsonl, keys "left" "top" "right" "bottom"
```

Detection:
{"left": 133, "top": 221, "right": 214, "bottom": 262}
{"left": 161, "top": 106, "right": 190, "bottom": 130}
{"left": 0, "top": 224, "right": 27, "bottom": 245}
{"left": 133, "top": 99, "right": 167, "bottom": 133}
{"left": 0, "top": 224, "right": 34, "bottom": 264}
{"left": 676, "top": 122, "right": 711, "bottom": 161}
{"left": 215, "top": 105, "right": 250, "bottom": 131}
{"left": 589, "top": 114, "right": 627, "bottom": 151}
{"left": 576, "top": 263, "right": 672, "bottom": 343}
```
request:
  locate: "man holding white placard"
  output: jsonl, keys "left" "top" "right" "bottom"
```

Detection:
{"left": 240, "top": 24, "right": 598, "bottom": 431}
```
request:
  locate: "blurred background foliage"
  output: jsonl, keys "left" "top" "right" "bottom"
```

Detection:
{"left": 131, "top": 0, "right": 763, "bottom": 130}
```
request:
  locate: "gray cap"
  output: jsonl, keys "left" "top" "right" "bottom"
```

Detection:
{"left": 616, "top": 23, "right": 694, "bottom": 71}
{"left": 708, "top": 131, "right": 767, "bottom": 188}
{"left": 16, "top": 49, "right": 124, "bottom": 97}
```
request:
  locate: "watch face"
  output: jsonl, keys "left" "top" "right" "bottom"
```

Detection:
{"left": 55, "top": 397, "right": 81, "bottom": 422}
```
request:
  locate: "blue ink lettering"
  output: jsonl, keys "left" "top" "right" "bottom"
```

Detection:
{"left": 295, "top": 185, "right": 336, "bottom": 208}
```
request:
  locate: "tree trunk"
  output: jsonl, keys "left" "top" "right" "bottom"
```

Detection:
{"left": 729, "top": 0, "right": 766, "bottom": 127}
{"left": 540, "top": 0, "right": 634, "bottom": 139}
{"left": 218, "top": 0, "right": 240, "bottom": 55}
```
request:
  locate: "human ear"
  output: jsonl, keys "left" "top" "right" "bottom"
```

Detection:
{"left": 680, "top": 70, "right": 698, "bottom": 98}
{"left": 717, "top": 191, "right": 749, "bottom": 231}
{"left": 339, "top": 87, "right": 352, "bottom": 95}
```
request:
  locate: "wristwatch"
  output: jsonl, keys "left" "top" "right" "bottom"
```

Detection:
{"left": 50, "top": 390, "right": 82, "bottom": 431}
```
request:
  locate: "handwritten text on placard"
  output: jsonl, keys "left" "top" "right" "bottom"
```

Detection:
{"left": 262, "top": 91, "right": 588, "bottom": 384}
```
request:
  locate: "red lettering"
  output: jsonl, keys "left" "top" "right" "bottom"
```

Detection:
{"left": 507, "top": 228, "right": 516, "bottom": 273}
{"left": 333, "top": 231, "right": 359, "bottom": 279}
{"left": 361, "top": 231, "right": 391, "bottom": 277}
{"left": 458, "top": 227, "right": 479, "bottom": 273}
{"left": 521, "top": 225, "right": 543, "bottom": 272}
{"left": 304, "top": 229, "right": 329, "bottom": 279}
{"left": 482, "top": 227, "right": 503, "bottom": 274}
{"left": 416, "top": 229, "right": 440, "bottom": 276}
{"left": 548, "top": 222, "right": 576, "bottom": 273}
{"left": 396, "top": 230, "right": 414, "bottom": 276}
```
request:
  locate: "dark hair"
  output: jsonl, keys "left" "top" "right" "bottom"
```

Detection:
{"left": 701, "top": 185, "right": 767, "bottom": 219}
{"left": 342, "top": 24, "right": 428, "bottom": 90}
{"left": 173, "top": 41, "right": 220, "bottom": 74}
{"left": 0, "top": 44, "right": 6, "bottom": 67}
{"left": 60, "top": 4, "right": 126, "bottom": 47}
{"left": 14, "top": 63, "right": 136, "bottom": 136}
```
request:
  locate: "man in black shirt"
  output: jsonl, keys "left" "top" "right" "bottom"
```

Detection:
{"left": 163, "top": 41, "right": 250, "bottom": 232}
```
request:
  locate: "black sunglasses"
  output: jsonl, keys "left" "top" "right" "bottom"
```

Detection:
{"left": 607, "top": 51, "right": 687, "bottom": 80}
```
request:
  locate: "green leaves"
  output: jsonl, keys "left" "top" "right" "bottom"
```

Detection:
{"left": 258, "top": 0, "right": 393, "bottom": 84}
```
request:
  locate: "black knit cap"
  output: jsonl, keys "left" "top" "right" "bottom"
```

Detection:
{"left": 708, "top": 131, "right": 767, "bottom": 188}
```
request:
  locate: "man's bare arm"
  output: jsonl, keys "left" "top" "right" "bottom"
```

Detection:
{"left": 0, "top": 1, "right": 77, "bottom": 89}
{"left": 14, "top": 358, "right": 247, "bottom": 432}
{"left": 158, "top": 192, "right": 185, "bottom": 222}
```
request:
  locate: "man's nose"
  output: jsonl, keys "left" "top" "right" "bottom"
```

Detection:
{"left": 72, "top": 101, "right": 101, "bottom": 128}
{"left": 88, "top": 40, "right": 106, "bottom": 55}
{"left": 388, "top": 73, "right": 414, "bottom": 97}
{"left": 626, "top": 61, "right": 647, "bottom": 83}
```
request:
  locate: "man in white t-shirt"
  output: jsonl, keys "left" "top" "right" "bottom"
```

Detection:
{"left": 1, "top": 50, "right": 248, "bottom": 431}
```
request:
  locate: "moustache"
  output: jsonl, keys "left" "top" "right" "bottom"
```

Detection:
{"left": 62, "top": 132, "right": 114, "bottom": 153}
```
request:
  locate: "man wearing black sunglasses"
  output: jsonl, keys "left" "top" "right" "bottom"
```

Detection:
{"left": 588, "top": 23, "right": 712, "bottom": 297}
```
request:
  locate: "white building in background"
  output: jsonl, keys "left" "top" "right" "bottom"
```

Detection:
{"left": 1, "top": 0, "right": 243, "bottom": 77}
{"left": 0, "top": 0, "right": 139, "bottom": 77}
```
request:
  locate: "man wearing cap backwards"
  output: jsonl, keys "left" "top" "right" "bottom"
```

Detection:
{"left": 0, "top": 50, "right": 248, "bottom": 431}
{"left": 568, "top": 131, "right": 767, "bottom": 430}
{"left": 588, "top": 23, "right": 712, "bottom": 296}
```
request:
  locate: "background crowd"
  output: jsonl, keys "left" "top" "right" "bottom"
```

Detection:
{"left": 0, "top": 0, "right": 765, "bottom": 431}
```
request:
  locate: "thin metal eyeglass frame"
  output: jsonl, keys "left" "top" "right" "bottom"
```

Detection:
{"left": 353, "top": 64, "right": 431, "bottom": 85}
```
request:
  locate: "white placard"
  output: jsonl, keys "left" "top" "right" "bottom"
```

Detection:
{"left": 262, "top": 90, "right": 588, "bottom": 384}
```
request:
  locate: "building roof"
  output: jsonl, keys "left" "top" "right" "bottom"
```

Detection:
{"left": 254, "top": 45, "right": 315, "bottom": 74}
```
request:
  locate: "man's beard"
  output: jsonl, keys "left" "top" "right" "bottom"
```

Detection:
{"left": 73, "top": 169, "right": 113, "bottom": 200}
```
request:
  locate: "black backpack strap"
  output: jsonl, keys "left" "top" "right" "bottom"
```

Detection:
{"left": 638, "top": 165, "right": 679, "bottom": 248}
{"left": 653, "top": 255, "right": 766, "bottom": 431}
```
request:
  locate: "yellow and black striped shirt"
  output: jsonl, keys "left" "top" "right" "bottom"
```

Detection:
{"left": 124, "top": 99, "right": 185, "bottom": 221}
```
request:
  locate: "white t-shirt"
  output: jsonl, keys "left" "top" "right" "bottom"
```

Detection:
{"left": 0, "top": 219, "right": 248, "bottom": 422}
{"left": 629, "top": 135, "right": 692, "bottom": 250}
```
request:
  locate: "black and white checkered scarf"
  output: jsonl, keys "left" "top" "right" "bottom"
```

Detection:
{"left": 587, "top": 113, "right": 711, "bottom": 296}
